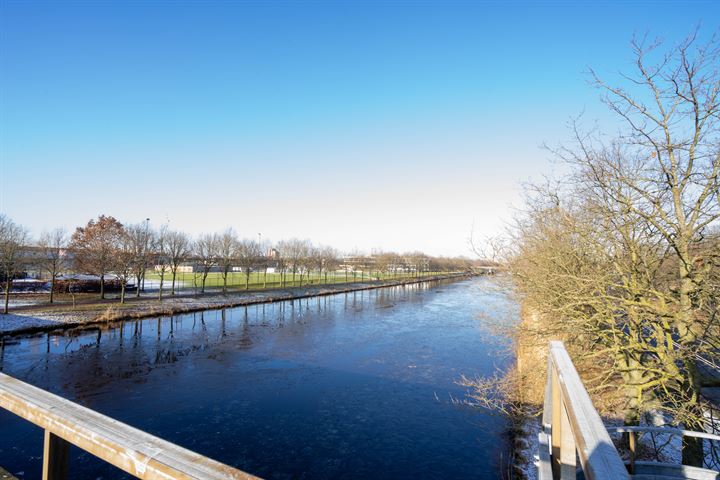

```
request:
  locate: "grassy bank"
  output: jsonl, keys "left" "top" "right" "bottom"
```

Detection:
{"left": 6, "top": 271, "right": 450, "bottom": 310}
{"left": 0, "top": 273, "right": 474, "bottom": 338}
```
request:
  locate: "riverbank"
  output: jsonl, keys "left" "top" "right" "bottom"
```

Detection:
{"left": 0, "top": 273, "right": 473, "bottom": 337}
{"left": 0, "top": 468, "right": 17, "bottom": 480}
{"left": 507, "top": 307, "right": 550, "bottom": 480}
{"left": 0, "top": 275, "right": 510, "bottom": 479}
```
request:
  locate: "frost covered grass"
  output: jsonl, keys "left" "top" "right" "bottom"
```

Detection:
{"left": 1, "top": 273, "right": 469, "bottom": 336}
{"left": 511, "top": 408, "right": 720, "bottom": 479}
{"left": 516, "top": 417, "right": 540, "bottom": 480}
{"left": 142, "top": 270, "right": 442, "bottom": 290}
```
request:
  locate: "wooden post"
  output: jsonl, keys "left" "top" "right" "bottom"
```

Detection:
{"left": 628, "top": 431, "right": 636, "bottom": 474}
{"left": 547, "top": 341, "right": 629, "bottom": 479}
{"left": 551, "top": 370, "right": 576, "bottom": 479}
{"left": 551, "top": 369, "right": 562, "bottom": 479}
{"left": 559, "top": 402, "right": 576, "bottom": 479}
{"left": 42, "top": 430, "right": 69, "bottom": 480}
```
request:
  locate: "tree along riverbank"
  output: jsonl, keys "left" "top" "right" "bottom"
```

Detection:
{"left": 505, "top": 304, "right": 718, "bottom": 479}
{"left": 0, "top": 273, "right": 475, "bottom": 338}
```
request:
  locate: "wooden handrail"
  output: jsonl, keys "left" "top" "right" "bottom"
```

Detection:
{"left": 0, "top": 372, "right": 260, "bottom": 480}
{"left": 539, "top": 341, "right": 629, "bottom": 480}
{"left": 607, "top": 425, "right": 720, "bottom": 442}
{"left": 607, "top": 426, "right": 720, "bottom": 474}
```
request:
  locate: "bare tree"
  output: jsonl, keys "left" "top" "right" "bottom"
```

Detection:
{"left": 236, "top": 238, "right": 263, "bottom": 289}
{"left": 311, "top": 245, "right": 339, "bottom": 284}
{"left": 0, "top": 215, "right": 29, "bottom": 314}
{"left": 114, "top": 230, "right": 136, "bottom": 304}
{"left": 258, "top": 240, "right": 271, "bottom": 288}
{"left": 194, "top": 233, "right": 219, "bottom": 293}
{"left": 303, "top": 248, "right": 320, "bottom": 285}
{"left": 372, "top": 250, "right": 392, "bottom": 280}
{"left": 37, "top": 227, "right": 67, "bottom": 303}
{"left": 274, "top": 244, "right": 288, "bottom": 287}
{"left": 217, "top": 228, "right": 238, "bottom": 293}
{"left": 504, "top": 31, "right": 720, "bottom": 466}
{"left": 166, "top": 229, "right": 191, "bottom": 295}
{"left": 154, "top": 225, "right": 169, "bottom": 301}
{"left": 582, "top": 32, "right": 719, "bottom": 465}
{"left": 277, "top": 239, "right": 311, "bottom": 286}
{"left": 322, "top": 246, "right": 340, "bottom": 283}
{"left": 125, "top": 224, "right": 153, "bottom": 298}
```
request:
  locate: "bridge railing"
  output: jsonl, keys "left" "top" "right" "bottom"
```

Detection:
{"left": 606, "top": 426, "right": 720, "bottom": 475}
{"left": 0, "top": 371, "right": 260, "bottom": 480}
{"left": 538, "top": 341, "right": 629, "bottom": 480}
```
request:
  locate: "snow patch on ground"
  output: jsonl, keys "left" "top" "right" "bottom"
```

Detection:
{"left": 0, "top": 313, "right": 63, "bottom": 332}
{"left": 516, "top": 416, "right": 540, "bottom": 480}
{"left": 511, "top": 409, "right": 720, "bottom": 477}
{"left": 2, "top": 276, "right": 466, "bottom": 335}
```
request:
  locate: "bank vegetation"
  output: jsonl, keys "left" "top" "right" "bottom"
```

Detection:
{"left": 1, "top": 214, "right": 486, "bottom": 313}
{"left": 467, "top": 30, "right": 720, "bottom": 474}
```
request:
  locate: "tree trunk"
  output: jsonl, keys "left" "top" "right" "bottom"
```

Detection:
{"left": 49, "top": 275, "right": 55, "bottom": 303}
{"left": 675, "top": 241, "right": 704, "bottom": 467}
{"left": 158, "top": 272, "right": 164, "bottom": 301}
{"left": 620, "top": 357, "right": 643, "bottom": 450}
{"left": 120, "top": 282, "right": 126, "bottom": 304}
{"left": 682, "top": 359, "right": 705, "bottom": 467}
{"left": 100, "top": 274, "right": 105, "bottom": 300}
{"left": 3, "top": 278, "right": 10, "bottom": 314}
{"left": 171, "top": 270, "right": 176, "bottom": 295}
{"left": 245, "top": 270, "right": 250, "bottom": 290}
{"left": 135, "top": 270, "right": 142, "bottom": 297}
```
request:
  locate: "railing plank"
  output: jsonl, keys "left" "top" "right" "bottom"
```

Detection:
{"left": 538, "top": 430, "right": 554, "bottom": 480}
{"left": 42, "top": 431, "right": 69, "bottom": 480}
{"left": 607, "top": 425, "right": 720, "bottom": 442}
{"left": 540, "top": 357, "right": 554, "bottom": 480}
{"left": 0, "top": 372, "right": 259, "bottom": 480}
{"left": 559, "top": 400, "right": 576, "bottom": 479}
{"left": 547, "top": 341, "right": 629, "bottom": 480}
{"left": 551, "top": 368, "right": 563, "bottom": 478}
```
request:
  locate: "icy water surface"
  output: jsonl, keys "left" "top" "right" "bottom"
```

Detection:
{"left": 0, "top": 277, "right": 517, "bottom": 479}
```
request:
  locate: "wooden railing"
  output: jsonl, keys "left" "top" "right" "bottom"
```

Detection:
{"left": 607, "top": 426, "right": 720, "bottom": 477}
{"left": 538, "top": 341, "right": 629, "bottom": 480}
{"left": 0, "top": 372, "right": 260, "bottom": 480}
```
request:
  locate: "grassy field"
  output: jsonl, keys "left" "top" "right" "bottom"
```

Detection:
{"left": 7, "top": 270, "right": 458, "bottom": 311}
{"left": 143, "top": 270, "right": 443, "bottom": 291}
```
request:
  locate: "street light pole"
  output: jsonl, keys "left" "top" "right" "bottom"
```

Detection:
{"left": 142, "top": 218, "right": 150, "bottom": 292}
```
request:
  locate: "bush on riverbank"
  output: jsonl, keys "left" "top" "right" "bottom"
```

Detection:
{"left": 467, "top": 31, "right": 720, "bottom": 476}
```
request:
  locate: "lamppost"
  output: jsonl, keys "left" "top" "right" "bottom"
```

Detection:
{"left": 142, "top": 218, "right": 150, "bottom": 292}
{"left": 258, "top": 233, "right": 265, "bottom": 288}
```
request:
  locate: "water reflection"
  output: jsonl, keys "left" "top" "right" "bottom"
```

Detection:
{"left": 0, "top": 277, "right": 516, "bottom": 479}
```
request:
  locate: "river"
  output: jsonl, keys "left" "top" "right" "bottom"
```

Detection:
{"left": 0, "top": 276, "right": 517, "bottom": 479}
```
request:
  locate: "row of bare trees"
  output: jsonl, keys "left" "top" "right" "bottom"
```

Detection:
{"left": 492, "top": 32, "right": 719, "bottom": 466}
{"left": 0, "top": 214, "right": 476, "bottom": 310}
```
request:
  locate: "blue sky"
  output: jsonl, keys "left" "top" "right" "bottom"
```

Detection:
{"left": 1, "top": 1, "right": 718, "bottom": 256}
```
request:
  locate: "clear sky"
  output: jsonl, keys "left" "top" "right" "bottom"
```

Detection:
{"left": 1, "top": 1, "right": 718, "bottom": 256}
